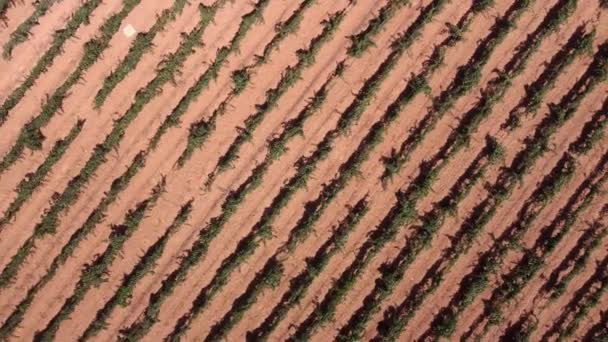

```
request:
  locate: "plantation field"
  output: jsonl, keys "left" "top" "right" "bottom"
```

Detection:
{"left": 0, "top": 0, "right": 607, "bottom": 341}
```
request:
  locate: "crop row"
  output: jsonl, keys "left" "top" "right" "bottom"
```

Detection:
{"left": 174, "top": 0, "right": 317, "bottom": 167}
{"left": 418, "top": 41, "right": 608, "bottom": 341}
{"left": 346, "top": 0, "right": 408, "bottom": 56}
{"left": 2, "top": 0, "right": 60, "bottom": 58}
{"left": 247, "top": 198, "right": 369, "bottom": 341}
{"left": 285, "top": 0, "right": 548, "bottom": 338}
{"left": 79, "top": 199, "right": 194, "bottom": 340}
{"left": 337, "top": 11, "right": 590, "bottom": 341}
{"left": 164, "top": 62, "right": 347, "bottom": 341}
{"left": 0, "top": 151, "right": 147, "bottom": 338}
{"left": 380, "top": 0, "right": 572, "bottom": 183}
{"left": 0, "top": 0, "right": 103, "bottom": 126}
{"left": 0, "top": 0, "right": 281, "bottom": 337}
{"left": 1, "top": 0, "right": 310, "bottom": 337}
{"left": 501, "top": 25, "right": 594, "bottom": 130}
{"left": 83, "top": 2, "right": 338, "bottom": 340}
{"left": 203, "top": 8, "right": 348, "bottom": 187}
{"left": 93, "top": 0, "right": 189, "bottom": 107}
{"left": 545, "top": 238, "right": 608, "bottom": 341}
{"left": 538, "top": 204, "right": 608, "bottom": 340}
{"left": 0, "top": 0, "right": 223, "bottom": 318}
{"left": 174, "top": 0, "right": 396, "bottom": 167}
{"left": 335, "top": 140, "right": 501, "bottom": 341}
{"left": 33, "top": 179, "right": 166, "bottom": 341}
{"left": 0, "top": 0, "right": 141, "bottom": 172}
{"left": 279, "top": 0, "right": 502, "bottom": 338}
{"left": 157, "top": 0, "right": 288, "bottom": 160}
{"left": 465, "top": 149, "right": 608, "bottom": 340}
{"left": 0, "top": 119, "right": 84, "bottom": 228}
{"left": 119, "top": 7, "right": 351, "bottom": 340}
{"left": 206, "top": 199, "right": 369, "bottom": 342}
{"left": 235, "top": 0, "right": 504, "bottom": 339}
{"left": 171, "top": 0, "right": 464, "bottom": 339}
{"left": 362, "top": 22, "right": 602, "bottom": 342}
{"left": 541, "top": 199, "right": 608, "bottom": 300}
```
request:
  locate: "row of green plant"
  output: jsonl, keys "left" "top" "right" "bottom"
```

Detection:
{"left": 355, "top": 22, "right": 590, "bottom": 340}
{"left": 581, "top": 293, "right": 608, "bottom": 340}
{"left": 464, "top": 150, "right": 608, "bottom": 340}
{"left": 0, "top": 151, "right": 146, "bottom": 338}
{"left": 501, "top": 203, "right": 608, "bottom": 340}
{"left": 151, "top": 0, "right": 274, "bottom": 153}
{"left": 569, "top": 97, "right": 608, "bottom": 154}
{"left": 547, "top": 243, "right": 608, "bottom": 341}
{"left": 0, "top": 0, "right": 103, "bottom": 127}
{"left": 380, "top": 0, "right": 557, "bottom": 183}
{"left": 346, "top": 0, "right": 409, "bottom": 56}
{"left": 191, "top": 0, "right": 473, "bottom": 339}
{"left": 2, "top": 0, "right": 281, "bottom": 339}
{"left": 287, "top": 0, "right": 537, "bottom": 337}
{"left": 93, "top": 0, "right": 189, "bottom": 107}
{"left": 282, "top": 1, "right": 493, "bottom": 338}
{"left": 415, "top": 41, "right": 608, "bottom": 341}
{"left": 204, "top": 200, "right": 369, "bottom": 342}
{"left": 202, "top": 258, "right": 284, "bottom": 341}
{"left": 369, "top": 30, "right": 604, "bottom": 342}
{"left": 119, "top": 10, "right": 353, "bottom": 338}
{"left": 470, "top": 100, "right": 608, "bottom": 336}
{"left": 78, "top": 199, "right": 193, "bottom": 341}
{"left": 370, "top": 5, "right": 587, "bottom": 337}
{"left": 175, "top": 0, "right": 398, "bottom": 167}
{"left": 283, "top": 0, "right": 487, "bottom": 254}
{"left": 247, "top": 199, "right": 369, "bottom": 341}
{"left": 164, "top": 65, "right": 345, "bottom": 341}
{"left": 0, "top": 0, "right": 141, "bottom": 173}
{"left": 33, "top": 179, "right": 165, "bottom": 342}
{"left": 336, "top": 140, "right": 502, "bottom": 341}
{"left": 0, "top": 0, "right": 220, "bottom": 296}
{"left": 0, "top": 119, "right": 84, "bottom": 229}
{"left": 0, "top": 0, "right": 14, "bottom": 22}
{"left": 203, "top": 9, "right": 347, "bottom": 187}
{"left": 3, "top": 0, "right": 60, "bottom": 58}
{"left": 501, "top": 28, "right": 594, "bottom": 131}
{"left": 542, "top": 205, "right": 608, "bottom": 300}
{"left": 173, "top": 0, "right": 460, "bottom": 338}
{"left": 174, "top": 0, "right": 316, "bottom": 167}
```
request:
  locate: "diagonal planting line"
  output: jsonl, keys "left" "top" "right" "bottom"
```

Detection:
{"left": 148, "top": 0, "right": 456, "bottom": 339}
{"left": 33, "top": 179, "right": 166, "bottom": 342}
{"left": 465, "top": 107, "right": 608, "bottom": 340}
{"left": 93, "top": 0, "right": 189, "bottom": 108}
{"left": 164, "top": 63, "right": 346, "bottom": 342}
{"left": 0, "top": 0, "right": 225, "bottom": 293}
{"left": 174, "top": 0, "right": 405, "bottom": 168}
{"left": 0, "top": 0, "right": 103, "bottom": 127}
{"left": 3, "top": 0, "right": 62, "bottom": 58}
{"left": 78, "top": 200, "right": 194, "bottom": 341}
{"left": 0, "top": 0, "right": 143, "bottom": 171}
{"left": 202, "top": 4, "right": 354, "bottom": 188}
{"left": 337, "top": 10, "right": 595, "bottom": 342}
{"left": 246, "top": 198, "right": 370, "bottom": 341}
{"left": 174, "top": 0, "right": 319, "bottom": 167}
{"left": 412, "top": 41, "right": 608, "bottom": 342}
{"left": 119, "top": 7, "right": 354, "bottom": 340}
{"left": 203, "top": 198, "right": 369, "bottom": 342}
{"left": 0, "top": 0, "right": 304, "bottom": 337}
{"left": 0, "top": 151, "right": 146, "bottom": 339}
{"left": 379, "top": 0, "right": 579, "bottom": 184}
{"left": 0, "top": 119, "right": 84, "bottom": 227}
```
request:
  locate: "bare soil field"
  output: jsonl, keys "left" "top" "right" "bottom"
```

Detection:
{"left": 0, "top": 0, "right": 607, "bottom": 341}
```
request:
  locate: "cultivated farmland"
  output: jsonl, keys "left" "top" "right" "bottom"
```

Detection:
{"left": 0, "top": 0, "right": 607, "bottom": 341}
